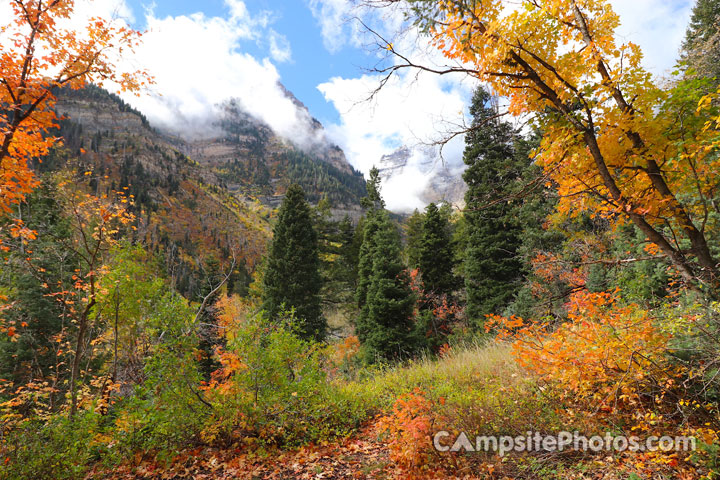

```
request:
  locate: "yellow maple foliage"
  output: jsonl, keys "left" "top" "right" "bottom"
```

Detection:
{"left": 412, "top": 0, "right": 719, "bottom": 291}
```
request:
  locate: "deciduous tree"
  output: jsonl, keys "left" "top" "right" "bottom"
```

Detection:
{"left": 381, "top": 0, "right": 720, "bottom": 295}
{"left": 0, "top": 0, "right": 149, "bottom": 221}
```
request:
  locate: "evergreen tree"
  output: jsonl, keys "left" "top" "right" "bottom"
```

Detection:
{"left": 314, "top": 199, "right": 359, "bottom": 309}
{"left": 338, "top": 215, "right": 360, "bottom": 288}
{"left": 418, "top": 203, "right": 456, "bottom": 299}
{"left": 359, "top": 210, "right": 416, "bottom": 360}
{"left": 684, "top": 0, "right": 720, "bottom": 50}
{"left": 196, "top": 255, "right": 224, "bottom": 377}
{"left": 356, "top": 167, "right": 385, "bottom": 314}
{"left": 682, "top": 0, "right": 720, "bottom": 83}
{"left": 355, "top": 168, "right": 416, "bottom": 360}
{"left": 462, "top": 88, "right": 527, "bottom": 325}
{"left": 262, "top": 184, "right": 325, "bottom": 341}
{"left": 404, "top": 209, "right": 424, "bottom": 269}
{"left": 0, "top": 183, "right": 76, "bottom": 393}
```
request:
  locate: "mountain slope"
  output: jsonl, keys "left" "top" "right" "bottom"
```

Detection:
{"left": 178, "top": 97, "right": 367, "bottom": 208}
{"left": 52, "top": 85, "right": 272, "bottom": 298}
{"left": 51, "top": 83, "right": 368, "bottom": 294}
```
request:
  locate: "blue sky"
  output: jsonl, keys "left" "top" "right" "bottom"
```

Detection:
{"left": 114, "top": 0, "right": 695, "bottom": 128}
{"left": 121, "top": 0, "right": 370, "bottom": 126}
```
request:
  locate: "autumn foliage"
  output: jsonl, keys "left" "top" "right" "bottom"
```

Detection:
{"left": 0, "top": 0, "right": 149, "bottom": 215}
{"left": 485, "top": 289, "right": 720, "bottom": 475}
{"left": 4, "top": 0, "right": 720, "bottom": 479}
{"left": 377, "top": 389, "right": 440, "bottom": 476}
{"left": 414, "top": 0, "right": 720, "bottom": 291}
{"left": 487, "top": 291, "right": 669, "bottom": 412}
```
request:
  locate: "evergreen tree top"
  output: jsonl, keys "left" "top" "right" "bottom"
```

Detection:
{"left": 361, "top": 166, "right": 385, "bottom": 211}
{"left": 684, "top": 0, "right": 720, "bottom": 49}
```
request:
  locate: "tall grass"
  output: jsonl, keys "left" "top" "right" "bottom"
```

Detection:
{"left": 336, "top": 340, "right": 563, "bottom": 438}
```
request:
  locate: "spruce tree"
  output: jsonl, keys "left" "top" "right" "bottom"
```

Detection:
{"left": 418, "top": 203, "right": 456, "bottom": 298}
{"left": 338, "top": 215, "right": 360, "bottom": 287}
{"left": 356, "top": 167, "right": 385, "bottom": 314}
{"left": 355, "top": 168, "right": 416, "bottom": 360}
{"left": 682, "top": 0, "right": 720, "bottom": 83}
{"left": 361, "top": 210, "right": 416, "bottom": 360}
{"left": 462, "top": 88, "right": 526, "bottom": 325}
{"left": 404, "top": 209, "right": 424, "bottom": 269}
{"left": 684, "top": 0, "right": 720, "bottom": 50}
{"left": 0, "top": 183, "right": 76, "bottom": 389}
{"left": 262, "top": 184, "right": 325, "bottom": 341}
{"left": 355, "top": 212, "right": 380, "bottom": 340}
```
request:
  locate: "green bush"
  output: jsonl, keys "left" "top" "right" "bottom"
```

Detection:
{"left": 109, "top": 291, "right": 208, "bottom": 460}
{"left": 0, "top": 412, "right": 104, "bottom": 480}
{"left": 208, "top": 311, "right": 367, "bottom": 446}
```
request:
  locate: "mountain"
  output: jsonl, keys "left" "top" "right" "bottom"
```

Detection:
{"left": 47, "top": 83, "right": 366, "bottom": 298}
{"left": 174, "top": 94, "right": 366, "bottom": 211}
{"left": 377, "top": 145, "right": 467, "bottom": 208}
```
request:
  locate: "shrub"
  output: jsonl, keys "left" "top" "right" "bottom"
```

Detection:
{"left": 109, "top": 291, "right": 208, "bottom": 460}
{"left": 487, "top": 291, "right": 671, "bottom": 421}
{"left": 377, "top": 388, "right": 444, "bottom": 475}
{"left": 204, "top": 296, "right": 367, "bottom": 446}
{"left": 0, "top": 412, "right": 103, "bottom": 480}
{"left": 487, "top": 290, "right": 720, "bottom": 475}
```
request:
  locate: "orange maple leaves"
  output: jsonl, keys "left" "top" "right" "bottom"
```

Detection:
{"left": 377, "top": 388, "right": 440, "bottom": 475}
{"left": 486, "top": 290, "right": 671, "bottom": 416}
{"left": 0, "top": 0, "right": 151, "bottom": 215}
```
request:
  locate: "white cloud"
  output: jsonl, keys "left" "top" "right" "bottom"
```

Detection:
{"left": 1, "top": 0, "right": 311, "bottom": 142}
{"left": 307, "top": 0, "right": 414, "bottom": 54}
{"left": 111, "top": 1, "right": 320, "bottom": 146}
{"left": 269, "top": 29, "right": 292, "bottom": 63}
{"left": 307, "top": 0, "right": 360, "bottom": 53}
{"left": 319, "top": 64, "right": 474, "bottom": 211}
{"left": 308, "top": 1, "right": 479, "bottom": 211}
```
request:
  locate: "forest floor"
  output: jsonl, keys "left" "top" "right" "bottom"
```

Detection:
{"left": 84, "top": 342, "right": 690, "bottom": 480}
{"left": 88, "top": 426, "right": 634, "bottom": 480}
{"left": 88, "top": 422, "right": 407, "bottom": 480}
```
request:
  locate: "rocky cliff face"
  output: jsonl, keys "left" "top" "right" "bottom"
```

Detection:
{"left": 56, "top": 89, "right": 151, "bottom": 138}
{"left": 378, "top": 146, "right": 413, "bottom": 177}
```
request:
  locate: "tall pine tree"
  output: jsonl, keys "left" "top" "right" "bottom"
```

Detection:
{"left": 462, "top": 88, "right": 527, "bottom": 325}
{"left": 356, "top": 167, "right": 385, "bottom": 315}
{"left": 404, "top": 209, "right": 424, "bottom": 269}
{"left": 262, "top": 184, "right": 325, "bottom": 341}
{"left": 684, "top": 0, "right": 720, "bottom": 50}
{"left": 682, "top": 0, "right": 720, "bottom": 84}
{"left": 418, "top": 203, "right": 456, "bottom": 299}
{"left": 355, "top": 168, "right": 416, "bottom": 360}
{"left": 360, "top": 210, "right": 416, "bottom": 360}
{"left": 338, "top": 215, "right": 360, "bottom": 288}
